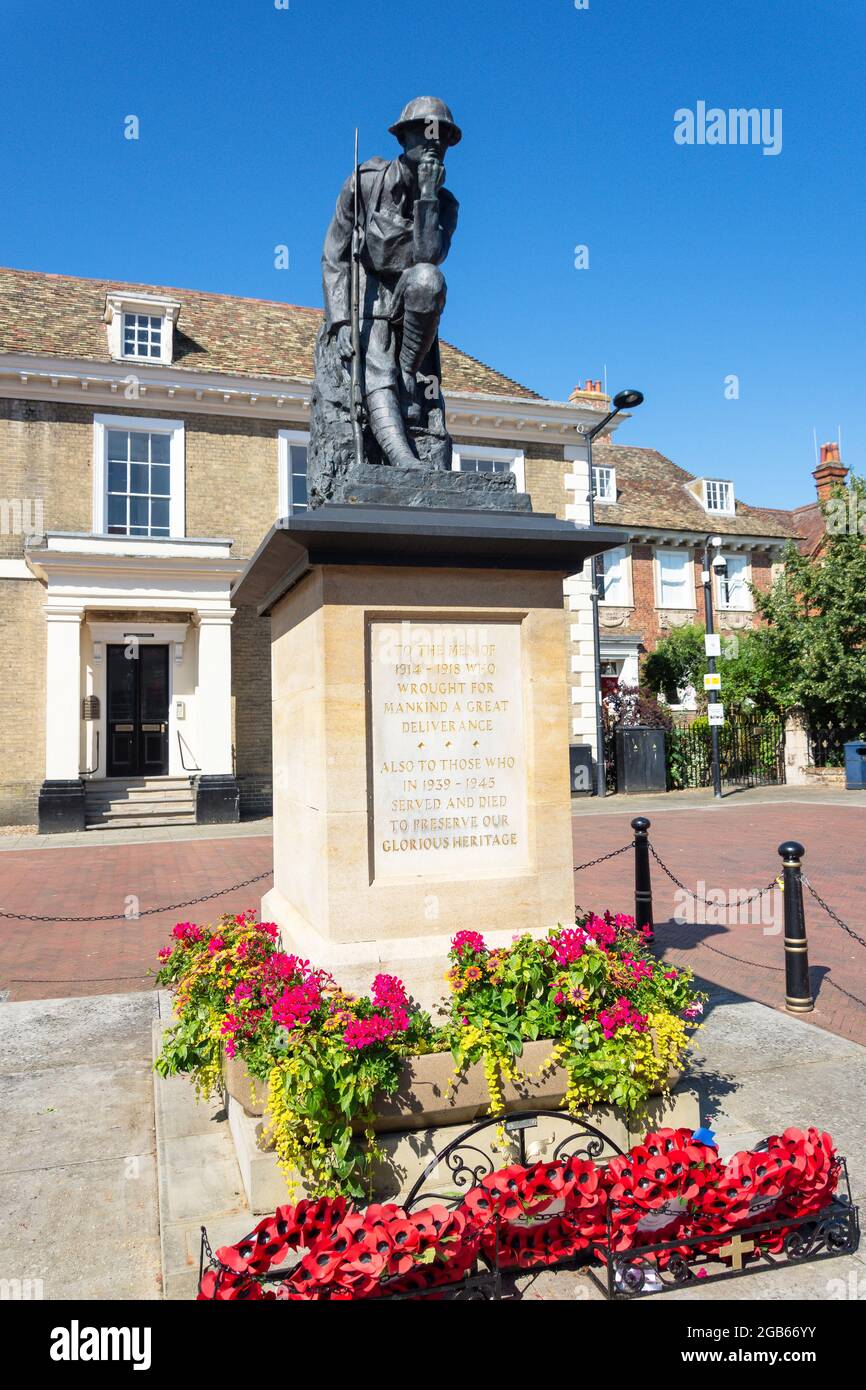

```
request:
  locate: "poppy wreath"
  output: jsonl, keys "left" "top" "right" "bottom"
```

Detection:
{"left": 198, "top": 1127, "right": 839, "bottom": 1298}
{"left": 199, "top": 1197, "right": 481, "bottom": 1301}
{"left": 689, "top": 1128, "right": 839, "bottom": 1260}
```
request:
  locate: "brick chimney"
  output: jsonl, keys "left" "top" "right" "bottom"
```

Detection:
{"left": 568, "top": 378, "right": 610, "bottom": 406}
{"left": 813, "top": 441, "right": 848, "bottom": 504}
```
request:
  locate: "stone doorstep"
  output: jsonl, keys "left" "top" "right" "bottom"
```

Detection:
{"left": 229, "top": 1086, "right": 701, "bottom": 1216}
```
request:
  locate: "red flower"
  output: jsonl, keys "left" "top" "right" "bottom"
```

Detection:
{"left": 461, "top": 1187, "right": 496, "bottom": 1225}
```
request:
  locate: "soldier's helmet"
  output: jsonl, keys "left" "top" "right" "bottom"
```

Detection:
{"left": 388, "top": 97, "right": 462, "bottom": 147}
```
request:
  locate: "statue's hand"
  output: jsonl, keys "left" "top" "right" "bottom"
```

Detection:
{"left": 331, "top": 324, "right": 354, "bottom": 360}
{"left": 417, "top": 152, "right": 445, "bottom": 201}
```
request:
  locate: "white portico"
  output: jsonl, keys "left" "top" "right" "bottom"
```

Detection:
{"left": 25, "top": 533, "right": 243, "bottom": 831}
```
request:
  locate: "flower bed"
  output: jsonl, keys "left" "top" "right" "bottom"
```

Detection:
{"left": 155, "top": 909, "right": 704, "bottom": 1200}
{"left": 198, "top": 1126, "right": 842, "bottom": 1300}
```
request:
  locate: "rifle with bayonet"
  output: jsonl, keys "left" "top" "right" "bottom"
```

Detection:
{"left": 350, "top": 128, "right": 365, "bottom": 469}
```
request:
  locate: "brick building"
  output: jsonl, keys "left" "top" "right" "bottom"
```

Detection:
{"left": 584, "top": 429, "right": 800, "bottom": 698}
{"left": 0, "top": 266, "right": 613, "bottom": 830}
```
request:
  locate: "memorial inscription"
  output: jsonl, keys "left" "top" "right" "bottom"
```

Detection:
{"left": 370, "top": 620, "right": 529, "bottom": 880}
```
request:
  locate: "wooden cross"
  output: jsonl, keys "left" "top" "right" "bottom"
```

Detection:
{"left": 720, "top": 1233, "right": 755, "bottom": 1271}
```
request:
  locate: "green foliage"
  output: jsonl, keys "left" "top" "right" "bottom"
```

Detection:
{"left": 753, "top": 475, "right": 866, "bottom": 729}
{"left": 643, "top": 624, "right": 706, "bottom": 704}
{"left": 443, "top": 918, "right": 703, "bottom": 1117}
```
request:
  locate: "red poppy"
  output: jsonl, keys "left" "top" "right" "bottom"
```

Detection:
{"left": 462, "top": 1186, "right": 497, "bottom": 1224}
{"left": 481, "top": 1166, "right": 526, "bottom": 1199}
{"left": 385, "top": 1219, "right": 422, "bottom": 1273}
{"left": 299, "top": 1246, "right": 343, "bottom": 1284}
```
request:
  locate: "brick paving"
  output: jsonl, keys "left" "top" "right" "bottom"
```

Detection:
{"left": 572, "top": 799, "right": 866, "bottom": 1046}
{"left": 0, "top": 800, "right": 863, "bottom": 1047}
{"left": 0, "top": 835, "right": 273, "bottom": 1002}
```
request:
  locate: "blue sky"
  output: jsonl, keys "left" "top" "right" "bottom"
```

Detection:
{"left": 1, "top": 0, "right": 863, "bottom": 509}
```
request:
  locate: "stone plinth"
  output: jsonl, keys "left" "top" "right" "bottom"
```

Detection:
{"left": 232, "top": 506, "right": 624, "bottom": 1008}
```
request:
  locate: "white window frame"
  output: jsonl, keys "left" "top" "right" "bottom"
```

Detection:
{"left": 452, "top": 445, "right": 525, "bottom": 492}
{"left": 92, "top": 414, "right": 185, "bottom": 538}
{"left": 716, "top": 552, "right": 752, "bottom": 611}
{"left": 703, "top": 479, "right": 735, "bottom": 515}
{"left": 121, "top": 311, "right": 164, "bottom": 362}
{"left": 596, "top": 545, "right": 632, "bottom": 606}
{"left": 655, "top": 547, "right": 696, "bottom": 609}
{"left": 591, "top": 464, "right": 616, "bottom": 504}
{"left": 104, "top": 291, "right": 180, "bottom": 366}
{"left": 278, "top": 430, "right": 311, "bottom": 517}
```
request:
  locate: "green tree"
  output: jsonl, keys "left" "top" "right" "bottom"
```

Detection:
{"left": 754, "top": 474, "right": 866, "bottom": 730}
{"left": 643, "top": 624, "right": 705, "bottom": 704}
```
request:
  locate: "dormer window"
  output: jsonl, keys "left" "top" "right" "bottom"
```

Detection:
{"left": 104, "top": 291, "right": 181, "bottom": 365}
{"left": 592, "top": 465, "right": 616, "bottom": 503}
{"left": 122, "top": 312, "right": 163, "bottom": 360}
{"left": 704, "top": 479, "right": 734, "bottom": 514}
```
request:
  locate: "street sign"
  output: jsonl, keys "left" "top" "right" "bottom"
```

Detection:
{"left": 704, "top": 633, "right": 721, "bottom": 658}
{"left": 708, "top": 704, "right": 725, "bottom": 726}
{"left": 704, "top": 672, "right": 722, "bottom": 691}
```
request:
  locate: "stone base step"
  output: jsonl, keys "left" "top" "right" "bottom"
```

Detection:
{"left": 84, "top": 777, "right": 196, "bottom": 829}
{"left": 85, "top": 810, "right": 197, "bottom": 831}
{"left": 87, "top": 776, "right": 193, "bottom": 792}
{"left": 86, "top": 788, "right": 195, "bottom": 808}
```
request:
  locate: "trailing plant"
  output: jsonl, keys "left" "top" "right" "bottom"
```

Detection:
{"left": 443, "top": 918, "right": 703, "bottom": 1116}
{"left": 154, "top": 913, "right": 440, "bottom": 1199}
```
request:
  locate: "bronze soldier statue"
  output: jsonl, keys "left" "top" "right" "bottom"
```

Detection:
{"left": 307, "top": 98, "right": 528, "bottom": 511}
{"left": 308, "top": 98, "right": 460, "bottom": 502}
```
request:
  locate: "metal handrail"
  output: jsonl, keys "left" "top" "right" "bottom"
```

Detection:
{"left": 82, "top": 730, "right": 100, "bottom": 777}
{"left": 177, "top": 730, "right": 201, "bottom": 772}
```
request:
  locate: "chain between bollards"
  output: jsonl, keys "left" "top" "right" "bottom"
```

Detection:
{"left": 779, "top": 840, "right": 813, "bottom": 1014}
{"left": 630, "top": 817, "right": 654, "bottom": 939}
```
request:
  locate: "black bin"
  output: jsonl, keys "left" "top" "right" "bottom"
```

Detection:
{"left": 615, "top": 726, "right": 667, "bottom": 794}
{"left": 569, "top": 744, "right": 594, "bottom": 796}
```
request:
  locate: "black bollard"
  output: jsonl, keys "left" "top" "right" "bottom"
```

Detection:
{"left": 778, "top": 841, "right": 812, "bottom": 1013}
{"left": 631, "top": 817, "right": 654, "bottom": 938}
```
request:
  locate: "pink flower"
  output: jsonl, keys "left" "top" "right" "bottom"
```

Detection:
{"left": 599, "top": 996, "right": 649, "bottom": 1039}
{"left": 452, "top": 931, "right": 486, "bottom": 955}
{"left": 208, "top": 936, "right": 226, "bottom": 955}
{"left": 343, "top": 1010, "right": 408, "bottom": 1050}
{"left": 171, "top": 922, "right": 203, "bottom": 944}
{"left": 585, "top": 916, "right": 617, "bottom": 949}
{"left": 272, "top": 979, "right": 322, "bottom": 1031}
{"left": 233, "top": 981, "right": 253, "bottom": 1002}
{"left": 371, "top": 974, "right": 408, "bottom": 1011}
{"left": 550, "top": 928, "right": 588, "bottom": 965}
{"left": 158, "top": 947, "right": 172, "bottom": 961}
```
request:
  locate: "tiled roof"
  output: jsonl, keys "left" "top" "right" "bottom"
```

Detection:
{"left": 0, "top": 265, "right": 541, "bottom": 400}
{"left": 790, "top": 501, "right": 825, "bottom": 557}
{"left": 592, "top": 443, "right": 801, "bottom": 540}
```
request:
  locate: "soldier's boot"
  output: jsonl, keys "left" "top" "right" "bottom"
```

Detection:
{"left": 397, "top": 264, "right": 446, "bottom": 423}
{"left": 366, "top": 387, "right": 420, "bottom": 468}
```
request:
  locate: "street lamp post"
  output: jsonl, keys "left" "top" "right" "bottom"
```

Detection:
{"left": 584, "top": 388, "right": 644, "bottom": 798}
{"left": 701, "top": 535, "right": 725, "bottom": 799}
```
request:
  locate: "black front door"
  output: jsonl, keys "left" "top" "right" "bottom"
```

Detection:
{"left": 107, "top": 644, "right": 169, "bottom": 777}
